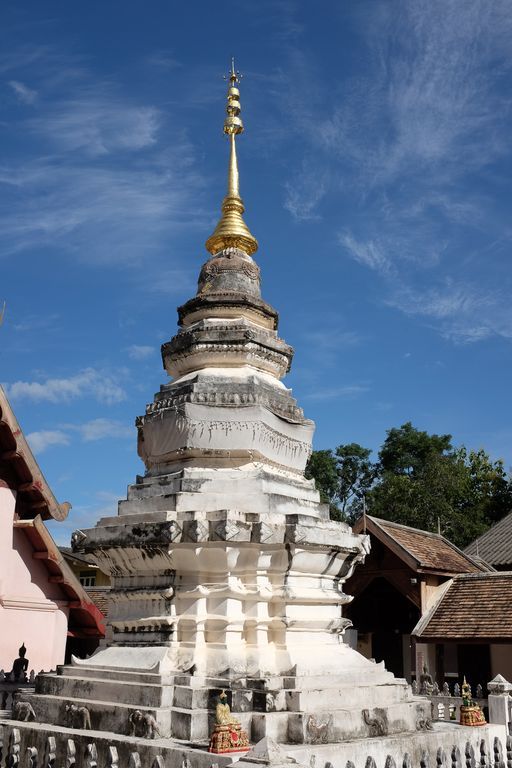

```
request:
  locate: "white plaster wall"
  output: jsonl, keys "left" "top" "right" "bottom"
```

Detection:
{"left": 0, "top": 486, "right": 69, "bottom": 673}
{"left": 140, "top": 402, "right": 313, "bottom": 473}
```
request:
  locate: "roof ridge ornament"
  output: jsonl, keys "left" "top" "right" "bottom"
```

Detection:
{"left": 205, "top": 58, "right": 259, "bottom": 257}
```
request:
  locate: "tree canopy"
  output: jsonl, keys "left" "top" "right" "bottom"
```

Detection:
{"left": 306, "top": 422, "right": 512, "bottom": 548}
{"left": 305, "top": 443, "right": 375, "bottom": 522}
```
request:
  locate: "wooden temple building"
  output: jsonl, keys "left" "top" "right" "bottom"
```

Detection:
{"left": 344, "top": 515, "right": 495, "bottom": 687}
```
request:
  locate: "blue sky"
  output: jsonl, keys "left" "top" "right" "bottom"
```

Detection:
{"left": 1, "top": 1, "right": 511, "bottom": 543}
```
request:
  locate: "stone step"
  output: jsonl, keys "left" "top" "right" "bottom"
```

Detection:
{"left": 282, "top": 683, "right": 411, "bottom": 712}
{"left": 117, "top": 490, "right": 321, "bottom": 518}
{"left": 59, "top": 665, "right": 169, "bottom": 685}
{"left": 36, "top": 673, "right": 174, "bottom": 708}
{"left": 125, "top": 470, "right": 321, "bottom": 504}
{"left": 21, "top": 692, "right": 172, "bottom": 739}
{"left": 172, "top": 685, "right": 210, "bottom": 710}
{"left": 118, "top": 494, "right": 178, "bottom": 515}
{"left": 286, "top": 699, "right": 431, "bottom": 744}
{"left": 168, "top": 705, "right": 211, "bottom": 741}
{"left": 280, "top": 666, "right": 400, "bottom": 687}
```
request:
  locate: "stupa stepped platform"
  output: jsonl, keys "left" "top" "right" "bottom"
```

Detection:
{"left": 18, "top": 658, "right": 432, "bottom": 744}
{"left": 113, "top": 466, "right": 329, "bottom": 519}
{"left": 87, "top": 505, "right": 342, "bottom": 545}
{"left": 125, "top": 467, "right": 322, "bottom": 504}
{"left": 148, "top": 369, "right": 306, "bottom": 424}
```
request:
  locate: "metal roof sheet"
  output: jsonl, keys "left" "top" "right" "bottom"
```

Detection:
{"left": 465, "top": 511, "right": 512, "bottom": 566}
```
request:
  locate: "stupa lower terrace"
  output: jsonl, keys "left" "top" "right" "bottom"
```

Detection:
{"left": 0, "top": 61, "right": 508, "bottom": 768}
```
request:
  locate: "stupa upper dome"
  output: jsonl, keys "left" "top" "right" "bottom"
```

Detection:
{"left": 197, "top": 247, "right": 261, "bottom": 298}
{"left": 137, "top": 59, "right": 313, "bottom": 477}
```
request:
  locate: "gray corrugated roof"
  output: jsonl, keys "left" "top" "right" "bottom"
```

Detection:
{"left": 465, "top": 511, "right": 512, "bottom": 566}
{"left": 59, "top": 546, "right": 97, "bottom": 566}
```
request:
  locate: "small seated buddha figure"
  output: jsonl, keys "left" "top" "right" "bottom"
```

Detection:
{"left": 419, "top": 665, "right": 434, "bottom": 695}
{"left": 10, "top": 643, "right": 29, "bottom": 682}
{"left": 208, "top": 690, "right": 250, "bottom": 754}
{"left": 459, "top": 677, "right": 486, "bottom": 726}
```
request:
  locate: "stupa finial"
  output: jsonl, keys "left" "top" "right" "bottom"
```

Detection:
{"left": 205, "top": 59, "right": 258, "bottom": 256}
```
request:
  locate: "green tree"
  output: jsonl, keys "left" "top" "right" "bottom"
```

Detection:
{"left": 461, "top": 448, "right": 512, "bottom": 526}
{"left": 306, "top": 443, "right": 376, "bottom": 523}
{"left": 378, "top": 422, "right": 452, "bottom": 476}
{"left": 368, "top": 423, "right": 512, "bottom": 548}
{"left": 334, "top": 443, "right": 376, "bottom": 520}
{"left": 305, "top": 449, "right": 340, "bottom": 517}
{"left": 308, "top": 423, "right": 512, "bottom": 547}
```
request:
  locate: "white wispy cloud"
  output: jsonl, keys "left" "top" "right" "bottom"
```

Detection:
{"left": 146, "top": 51, "right": 182, "bottom": 70}
{"left": 337, "top": 229, "right": 512, "bottom": 343}
{"left": 339, "top": 232, "right": 393, "bottom": 275}
{"left": 0, "top": 158, "right": 205, "bottom": 264}
{"left": 4, "top": 368, "right": 126, "bottom": 405}
{"left": 25, "top": 418, "right": 133, "bottom": 456}
{"left": 12, "top": 313, "right": 59, "bottom": 332}
{"left": 284, "top": 160, "right": 328, "bottom": 221}
{"left": 274, "top": 1, "right": 512, "bottom": 345}
{"left": 387, "top": 283, "right": 486, "bottom": 321}
{"left": 26, "top": 429, "right": 70, "bottom": 454}
{"left": 443, "top": 326, "right": 492, "bottom": 344}
{"left": 0, "top": 50, "right": 207, "bottom": 266}
{"left": 308, "top": 0, "right": 512, "bottom": 188}
{"left": 29, "top": 92, "right": 159, "bottom": 156}
{"left": 127, "top": 344, "right": 155, "bottom": 360}
{"left": 8, "top": 80, "right": 37, "bottom": 105}
{"left": 146, "top": 269, "right": 196, "bottom": 295}
{"left": 68, "top": 418, "right": 133, "bottom": 442}
{"left": 304, "top": 329, "right": 361, "bottom": 348}
{"left": 304, "top": 385, "right": 369, "bottom": 401}
{"left": 0, "top": 45, "right": 55, "bottom": 76}
{"left": 301, "top": 326, "right": 363, "bottom": 369}
{"left": 385, "top": 281, "right": 512, "bottom": 343}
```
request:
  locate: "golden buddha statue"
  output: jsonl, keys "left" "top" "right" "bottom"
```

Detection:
{"left": 209, "top": 689, "right": 250, "bottom": 754}
{"left": 459, "top": 676, "right": 486, "bottom": 727}
{"left": 215, "top": 690, "right": 236, "bottom": 725}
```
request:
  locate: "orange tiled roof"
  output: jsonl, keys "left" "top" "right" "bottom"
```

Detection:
{"left": 85, "top": 588, "right": 110, "bottom": 617}
{"left": 357, "top": 516, "right": 485, "bottom": 574}
{"left": 413, "top": 572, "right": 512, "bottom": 640}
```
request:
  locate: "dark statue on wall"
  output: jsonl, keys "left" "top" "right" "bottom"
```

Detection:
{"left": 10, "top": 643, "right": 29, "bottom": 682}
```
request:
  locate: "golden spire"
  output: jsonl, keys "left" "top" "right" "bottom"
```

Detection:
{"left": 205, "top": 58, "right": 258, "bottom": 256}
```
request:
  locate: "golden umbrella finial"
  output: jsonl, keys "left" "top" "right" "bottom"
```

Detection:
{"left": 205, "top": 58, "right": 258, "bottom": 256}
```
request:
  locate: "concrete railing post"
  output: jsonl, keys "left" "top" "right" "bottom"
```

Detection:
{"left": 488, "top": 676, "right": 512, "bottom": 731}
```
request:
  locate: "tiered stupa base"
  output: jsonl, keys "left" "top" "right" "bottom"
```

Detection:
{"left": 19, "top": 650, "right": 431, "bottom": 744}
{"left": 13, "top": 471, "right": 432, "bottom": 747}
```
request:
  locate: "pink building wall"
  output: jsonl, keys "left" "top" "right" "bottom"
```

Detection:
{"left": 0, "top": 485, "right": 69, "bottom": 673}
